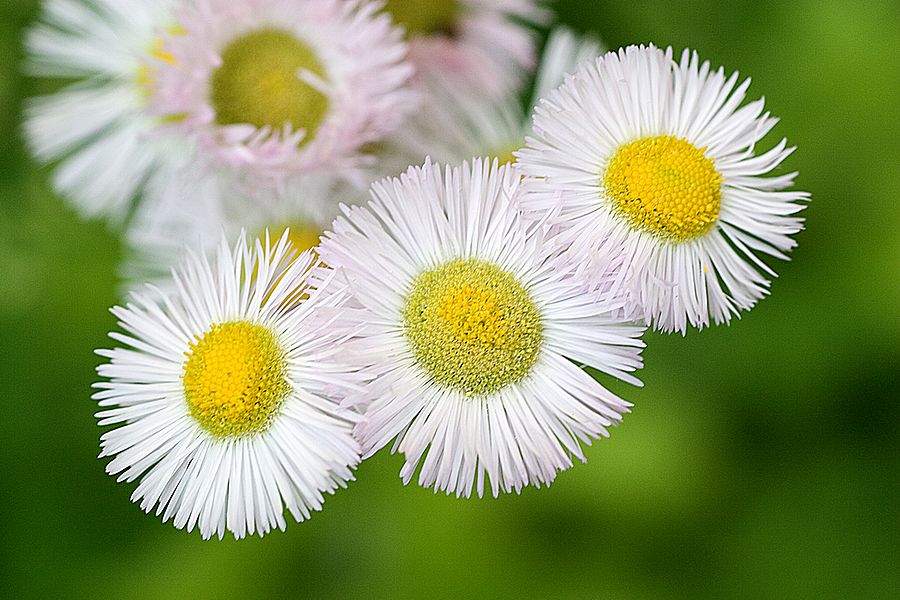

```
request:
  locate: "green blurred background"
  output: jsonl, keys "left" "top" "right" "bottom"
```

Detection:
{"left": 1, "top": 0, "right": 898, "bottom": 597}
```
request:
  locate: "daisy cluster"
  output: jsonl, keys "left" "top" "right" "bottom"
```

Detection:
{"left": 25, "top": 0, "right": 808, "bottom": 539}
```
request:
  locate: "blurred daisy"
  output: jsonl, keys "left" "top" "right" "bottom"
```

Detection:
{"left": 319, "top": 159, "right": 645, "bottom": 497}
{"left": 394, "top": 28, "right": 602, "bottom": 167}
{"left": 382, "top": 0, "right": 549, "bottom": 99}
{"left": 94, "top": 232, "right": 365, "bottom": 539}
{"left": 518, "top": 45, "right": 809, "bottom": 333}
{"left": 148, "top": 0, "right": 417, "bottom": 184}
{"left": 122, "top": 165, "right": 341, "bottom": 295}
{"left": 24, "top": 0, "right": 184, "bottom": 224}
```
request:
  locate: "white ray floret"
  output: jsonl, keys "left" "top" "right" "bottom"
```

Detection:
{"left": 517, "top": 45, "right": 810, "bottom": 333}
{"left": 319, "top": 159, "right": 645, "bottom": 498}
{"left": 94, "top": 232, "right": 366, "bottom": 539}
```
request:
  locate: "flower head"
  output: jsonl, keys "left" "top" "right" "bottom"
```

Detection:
{"left": 518, "top": 45, "right": 810, "bottom": 333}
{"left": 94, "top": 232, "right": 365, "bottom": 539}
{"left": 319, "top": 159, "right": 645, "bottom": 497}
{"left": 122, "top": 166, "right": 341, "bottom": 295}
{"left": 148, "top": 0, "right": 417, "bottom": 184}
{"left": 24, "top": 0, "right": 185, "bottom": 223}
{"left": 392, "top": 28, "right": 602, "bottom": 167}
{"left": 383, "top": 0, "right": 548, "bottom": 99}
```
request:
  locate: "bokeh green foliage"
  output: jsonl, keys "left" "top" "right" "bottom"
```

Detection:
{"left": 1, "top": 0, "right": 898, "bottom": 598}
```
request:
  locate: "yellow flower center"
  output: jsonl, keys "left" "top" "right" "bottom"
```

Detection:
{"left": 383, "top": 0, "right": 460, "bottom": 35}
{"left": 604, "top": 135, "right": 723, "bottom": 242}
{"left": 211, "top": 28, "right": 329, "bottom": 140}
{"left": 492, "top": 145, "right": 520, "bottom": 166}
{"left": 402, "top": 258, "right": 543, "bottom": 397}
{"left": 182, "top": 321, "right": 291, "bottom": 438}
{"left": 279, "top": 222, "right": 322, "bottom": 256}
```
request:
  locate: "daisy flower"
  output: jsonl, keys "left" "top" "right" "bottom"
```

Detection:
{"left": 148, "top": 0, "right": 417, "bottom": 184}
{"left": 382, "top": 0, "right": 549, "bottom": 99}
{"left": 94, "top": 232, "right": 365, "bottom": 539}
{"left": 393, "top": 28, "right": 602, "bottom": 167}
{"left": 318, "top": 159, "right": 645, "bottom": 498}
{"left": 517, "top": 45, "right": 810, "bottom": 333}
{"left": 24, "top": 0, "right": 185, "bottom": 224}
{"left": 123, "top": 166, "right": 341, "bottom": 295}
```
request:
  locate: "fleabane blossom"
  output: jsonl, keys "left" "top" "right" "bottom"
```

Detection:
{"left": 518, "top": 45, "right": 810, "bottom": 333}
{"left": 148, "top": 0, "right": 417, "bottom": 185}
{"left": 382, "top": 0, "right": 549, "bottom": 99}
{"left": 123, "top": 166, "right": 342, "bottom": 295}
{"left": 24, "top": 0, "right": 185, "bottom": 224}
{"left": 393, "top": 28, "right": 602, "bottom": 167}
{"left": 319, "top": 159, "right": 645, "bottom": 498}
{"left": 94, "top": 232, "right": 366, "bottom": 539}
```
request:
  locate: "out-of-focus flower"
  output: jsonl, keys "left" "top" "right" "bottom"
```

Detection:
{"left": 122, "top": 164, "right": 341, "bottom": 295}
{"left": 319, "top": 159, "right": 645, "bottom": 498}
{"left": 24, "top": 0, "right": 185, "bottom": 224}
{"left": 94, "top": 232, "right": 366, "bottom": 539}
{"left": 148, "top": 0, "right": 417, "bottom": 185}
{"left": 24, "top": 0, "right": 417, "bottom": 226}
{"left": 392, "top": 28, "right": 602, "bottom": 167}
{"left": 383, "top": 0, "right": 549, "bottom": 99}
{"left": 518, "top": 45, "right": 809, "bottom": 333}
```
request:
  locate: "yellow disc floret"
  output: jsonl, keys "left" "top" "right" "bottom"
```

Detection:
{"left": 211, "top": 28, "right": 329, "bottom": 140}
{"left": 403, "top": 258, "right": 543, "bottom": 397}
{"left": 182, "top": 321, "right": 291, "bottom": 438}
{"left": 604, "top": 135, "right": 723, "bottom": 242}
{"left": 383, "top": 0, "right": 460, "bottom": 36}
{"left": 283, "top": 222, "right": 322, "bottom": 256}
{"left": 492, "top": 145, "right": 520, "bottom": 166}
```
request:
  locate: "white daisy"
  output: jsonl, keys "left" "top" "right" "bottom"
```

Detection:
{"left": 318, "top": 159, "right": 645, "bottom": 498}
{"left": 94, "top": 232, "right": 365, "bottom": 539}
{"left": 24, "top": 0, "right": 186, "bottom": 224}
{"left": 122, "top": 166, "right": 341, "bottom": 295}
{"left": 393, "top": 28, "right": 603, "bottom": 167}
{"left": 382, "top": 0, "right": 549, "bottom": 99}
{"left": 148, "top": 0, "right": 417, "bottom": 185}
{"left": 517, "top": 45, "right": 810, "bottom": 333}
